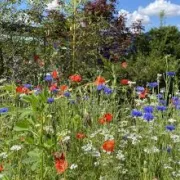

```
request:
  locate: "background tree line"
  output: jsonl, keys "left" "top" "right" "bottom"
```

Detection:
{"left": 0, "top": 0, "right": 179, "bottom": 85}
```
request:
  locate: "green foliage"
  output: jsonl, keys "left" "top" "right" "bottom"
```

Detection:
{"left": 125, "top": 26, "right": 180, "bottom": 84}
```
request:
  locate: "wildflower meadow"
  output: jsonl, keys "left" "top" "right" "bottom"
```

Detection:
{"left": 1, "top": 0, "right": 180, "bottom": 180}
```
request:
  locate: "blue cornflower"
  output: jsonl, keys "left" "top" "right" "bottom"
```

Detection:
{"left": 172, "top": 96, "right": 179, "bottom": 102}
{"left": 23, "top": 84, "right": 32, "bottom": 89}
{"left": 156, "top": 106, "right": 167, "bottom": 111}
{"left": 34, "top": 88, "right": 41, "bottom": 95}
{"left": 166, "top": 125, "right": 175, "bottom": 131}
{"left": 103, "top": 86, "right": 113, "bottom": 94}
{"left": 47, "top": 98, "right": 54, "bottom": 104}
{"left": 131, "top": 109, "right": 142, "bottom": 117}
{"left": 52, "top": 88, "right": 59, "bottom": 94}
{"left": 158, "top": 99, "right": 166, "bottom": 106}
{"left": 167, "top": 147, "right": 172, "bottom": 153}
{"left": 166, "top": 72, "right": 176, "bottom": 77}
{"left": 97, "top": 84, "right": 105, "bottom": 91}
{"left": 64, "top": 91, "right": 71, "bottom": 98}
{"left": 143, "top": 113, "right": 154, "bottom": 122}
{"left": 143, "top": 106, "right": 154, "bottom": 113}
{"left": 136, "top": 86, "right": 144, "bottom": 92}
{"left": 0, "top": 107, "right": 9, "bottom": 114}
{"left": 148, "top": 82, "right": 158, "bottom": 88}
{"left": 175, "top": 105, "right": 180, "bottom": 110}
{"left": 157, "top": 94, "right": 163, "bottom": 99}
{"left": 172, "top": 97, "right": 179, "bottom": 106}
{"left": 44, "top": 74, "right": 53, "bottom": 82}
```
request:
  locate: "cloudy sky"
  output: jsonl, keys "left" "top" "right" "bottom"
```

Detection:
{"left": 19, "top": 0, "right": 180, "bottom": 30}
{"left": 117, "top": 0, "right": 180, "bottom": 30}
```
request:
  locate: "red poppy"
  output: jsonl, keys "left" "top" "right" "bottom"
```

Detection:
{"left": 121, "top": 61, "right": 127, "bottom": 68}
{"left": 103, "top": 113, "right": 113, "bottom": 122}
{"left": 16, "top": 86, "right": 29, "bottom": 94}
{"left": 34, "top": 55, "right": 40, "bottom": 62}
{"left": 16, "top": 86, "right": 23, "bottom": 93}
{"left": 120, "top": 79, "right": 129, "bottom": 85}
{"left": 95, "top": 76, "right": 106, "bottom": 85}
{"left": 98, "top": 118, "right": 106, "bottom": 125}
{"left": 139, "top": 88, "right": 148, "bottom": 99}
{"left": 76, "top": 133, "right": 86, "bottom": 139}
{"left": 52, "top": 70, "right": 58, "bottom": 79}
{"left": 50, "top": 83, "right": 58, "bottom": 91}
{"left": 69, "top": 74, "right": 82, "bottom": 82}
{"left": 0, "top": 165, "right": 4, "bottom": 172}
{"left": 102, "top": 140, "right": 115, "bottom": 152}
{"left": 60, "top": 85, "right": 68, "bottom": 92}
{"left": 54, "top": 153, "right": 68, "bottom": 174}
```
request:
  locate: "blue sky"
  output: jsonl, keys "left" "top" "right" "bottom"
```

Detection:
{"left": 117, "top": 0, "right": 180, "bottom": 31}
{"left": 18, "top": 0, "right": 180, "bottom": 31}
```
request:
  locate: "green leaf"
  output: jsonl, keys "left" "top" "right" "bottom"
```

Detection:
{"left": 14, "top": 120, "right": 31, "bottom": 131}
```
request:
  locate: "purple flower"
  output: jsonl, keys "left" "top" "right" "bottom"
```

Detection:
{"left": 143, "top": 113, "right": 154, "bottom": 122}
{"left": 143, "top": 106, "right": 154, "bottom": 113}
{"left": 131, "top": 109, "right": 142, "bottom": 117}
{"left": 44, "top": 75, "right": 53, "bottom": 82}
{"left": 136, "top": 86, "right": 144, "bottom": 92}
{"left": 47, "top": 98, "right": 54, "bottom": 104}
{"left": 0, "top": 107, "right": 8, "bottom": 114}
{"left": 159, "top": 99, "right": 166, "bottom": 106}
{"left": 148, "top": 82, "right": 158, "bottom": 88}
{"left": 166, "top": 125, "right": 175, "bottom": 131}
{"left": 64, "top": 91, "right": 71, "bottom": 98}
{"left": 103, "top": 86, "right": 113, "bottom": 94}
{"left": 157, "top": 94, "right": 163, "bottom": 99}
{"left": 156, "top": 106, "right": 167, "bottom": 111}
{"left": 166, "top": 72, "right": 175, "bottom": 77}
{"left": 97, "top": 84, "right": 105, "bottom": 91}
{"left": 167, "top": 147, "right": 172, "bottom": 153}
{"left": 23, "top": 84, "right": 32, "bottom": 89}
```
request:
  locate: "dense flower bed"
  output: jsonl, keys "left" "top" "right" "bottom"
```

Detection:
{"left": 0, "top": 70, "right": 180, "bottom": 179}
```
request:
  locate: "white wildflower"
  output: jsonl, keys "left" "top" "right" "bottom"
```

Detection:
{"left": 89, "top": 129, "right": 102, "bottom": 138}
{"left": 168, "top": 118, "right": 176, "bottom": 123}
{"left": 70, "top": 164, "right": 78, "bottom": 170}
{"left": 172, "top": 171, "right": 180, "bottom": 177}
{"left": 82, "top": 142, "right": 93, "bottom": 152}
{"left": 122, "top": 169, "right": 128, "bottom": 174}
{"left": 127, "top": 133, "right": 142, "bottom": 145}
{"left": 43, "top": 126, "right": 54, "bottom": 134}
{"left": 151, "top": 136, "right": 158, "bottom": 141}
{"left": 164, "top": 164, "right": 173, "bottom": 169}
{"left": 160, "top": 88, "right": 165, "bottom": 93}
{"left": 99, "top": 176, "right": 106, "bottom": 180}
{"left": 116, "top": 150, "right": 125, "bottom": 161}
{"left": 144, "top": 146, "right": 159, "bottom": 154}
{"left": 171, "top": 135, "right": 180, "bottom": 143}
{"left": 10, "top": 145, "right": 22, "bottom": 151}
{"left": 144, "top": 148, "right": 150, "bottom": 154}
{"left": 0, "top": 152, "right": 8, "bottom": 159}
{"left": 94, "top": 161, "right": 99, "bottom": 166}
{"left": 62, "top": 136, "right": 70, "bottom": 143}
{"left": 91, "top": 150, "right": 101, "bottom": 157}
{"left": 104, "top": 134, "right": 114, "bottom": 141}
{"left": 0, "top": 174, "right": 5, "bottom": 178}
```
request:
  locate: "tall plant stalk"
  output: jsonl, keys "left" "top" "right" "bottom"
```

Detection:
{"left": 72, "top": 0, "right": 77, "bottom": 73}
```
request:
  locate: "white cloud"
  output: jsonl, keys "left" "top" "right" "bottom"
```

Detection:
{"left": 46, "top": 0, "right": 61, "bottom": 11}
{"left": 118, "top": 0, "right": 180, "bottom": 26}
{"left": 139, "top": 0, "right": 180, "bottom": 16}
{"left": 118, "top": 9, "right": 150, "bottom": 26}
